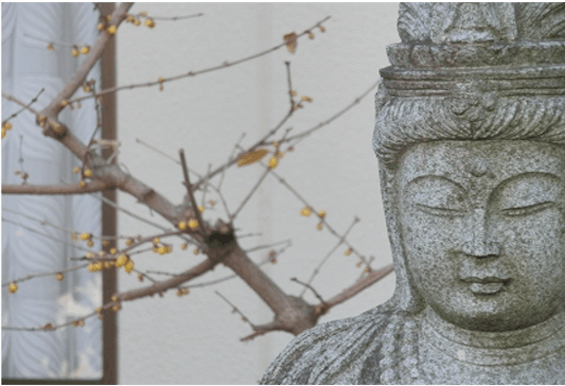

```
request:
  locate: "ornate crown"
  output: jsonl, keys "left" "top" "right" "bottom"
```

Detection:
{"left": 381, "top": 3, "right": 565, "bottom": 98}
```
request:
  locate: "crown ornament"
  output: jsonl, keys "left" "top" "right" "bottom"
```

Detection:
{"left": 381, "top": 3, "right": 565, "bottom": 98}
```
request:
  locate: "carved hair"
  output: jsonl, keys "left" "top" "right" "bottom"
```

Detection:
{"left": 373, "top": 93, "right": 565, "bottom": 175}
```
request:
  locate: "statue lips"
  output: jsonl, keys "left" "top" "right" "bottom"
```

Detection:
{"left": 460, "top": 276, "right": 510, "bottom": 295}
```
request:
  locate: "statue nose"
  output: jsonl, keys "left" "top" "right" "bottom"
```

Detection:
{"left": 462, "top": 209, "right": 501, "bottom": 257}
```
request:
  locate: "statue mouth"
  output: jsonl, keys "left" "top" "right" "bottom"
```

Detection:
{"left": 460, "top": 276, "right": 510, "bottom": 295}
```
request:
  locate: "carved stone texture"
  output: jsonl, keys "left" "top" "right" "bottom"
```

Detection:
{"left": 2, "top": 3, "right": 102, "bottom": 379}
{"left": 262, "top": 3, "right": 565, "bottom": 384}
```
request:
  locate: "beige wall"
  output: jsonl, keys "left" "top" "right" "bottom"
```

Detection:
{"left": 117, "top": 3, "right": 399, "bottom": 384}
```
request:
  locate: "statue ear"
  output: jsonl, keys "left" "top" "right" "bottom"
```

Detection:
{"left": 378, "top": 162, "right": 424, "bottom": 313}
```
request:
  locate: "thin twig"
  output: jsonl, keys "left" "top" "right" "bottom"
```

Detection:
{"left": 291, "top": 277, "right": 326, "bottom": 305}
{"left": 215, "top": 290, "right": 255, "bottom": 328}
{"left": 285, "top": 61, "right": 296, "bottom": 110}
{"left": 66, "top": 16, "right": 331, "bottom": 105}
{"left": 268, "top": 169, "right": 370, "bottom": 267}
{"left": 144, "top": 12, "right": 203, "bottom": 21}
{"left": 2, "top": 263, "right": 89, "bottom": 287}
{"left": 2, "top": 218, "right": 92, "bottom": 252}
{"left": 285, "top": 79, "right": 379, "bottom": 145}
{"left": 300, "top": 217, "right": 360, "bottom": 297}
{"left": 229, "top": 167, "right": 271, "bottom": 221}
{"left": 218, "top": 133, "right": 245, "bottom": 190}
{"left": 136, "top": 138, "right": 180, "bottom": 164}
{"left": 179, "top": 149, "right": 206, "bottom": 236}
{"left": 91, "top": 192, "right": 169, "bottom": 231}
{"left": 1, "top": 88, "right": 44, "bottom": 125}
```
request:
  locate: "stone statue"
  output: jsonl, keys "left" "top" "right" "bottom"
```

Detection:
{"left": 261, "top": 3, "right": 565, "bottom": 384}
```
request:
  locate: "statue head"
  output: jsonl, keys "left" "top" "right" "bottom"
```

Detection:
{"left": 373, "top": 3, "right": 565, "bottom": 330}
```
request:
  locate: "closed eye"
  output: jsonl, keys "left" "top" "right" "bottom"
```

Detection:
{"left": 415, "top": 204, "right": 466, "bottom": 217}
{"left": 501, "top": 201, "right": 556, "bottom": 217}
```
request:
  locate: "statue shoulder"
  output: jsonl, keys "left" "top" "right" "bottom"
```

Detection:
{"left": 261, "top": 304, "right": 394, "bottom": 385}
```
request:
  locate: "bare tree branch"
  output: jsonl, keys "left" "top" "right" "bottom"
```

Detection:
{"left": 2, "top": 180, "right": 113, "bottom": 195}
{"left": 318, "top": 264, "right": 394, "bottom": 311}
{"left": 66, "top": 16, "right": 332, "bottom": 105}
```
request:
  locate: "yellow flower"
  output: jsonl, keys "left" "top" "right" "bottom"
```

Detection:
{"left": 125, "top": 238, "right": 134, "bottom": 246}
{"left": 116, "top": 253, "right": 128, "bottom": 268}
{"left": 71, "top": 232, "right": 78, "bottom": 241}
{"left": 106, "top": 25, "right": 117, "bottom": 35}
{"left": 181, "top": 243, "right": 188, "bottom": 251}
{"left": 87, "top": 240, "right": 94, "bottom": 247}
{"left": 112, "top": 304, "right": 121, "bottom": 312}
{"left": 188, "top": 219, "right": 199, "bottom": 230}
{"left": 178, "top": 221, "right": 187, "bottom": 231}
{"left": 109, "top": 247, "right": 117, "bottom": 255}
{"left": 3, "top": 122, "right": 13, "bottom": 131}
{"left": 79, "top": 180, "right": 87, "bottom": 188}
{"left": 140, "top": 11, "right": 148, "bottom": 16}
{"left": 60, "top": 100, "right": 68, "bottom": 107}
{"left": 319, "top": 25, "right": 326, "bottom": 33}
{"left": 71, "top": 46, "right": 79, "bottom": 57}
{"left": 138, "top": 273, "right": 144, "bottom": 282}
{"left": 268, "top": 156, "right": 278, "bottom": 169}
{"left": 73, "top": 166, "right": 80, "bottom": 174}
{"left": 47, "top": 43, "right": 55, "bottom": 51}
{"left": 300, "top": 95, "right": 313, "bottom": 103}
{"left": 43, "top": 323, "right": 54, "bottom": 330}
{"left": 363, "top": 266, "right": 370, "bottom": 273}
{"left": 193, "top": 248, "right": 200, "bottom": 255}
{"left": 80, "top": 232, "right": 91, "bottom": 241}
{"left": 152, "top": 237, "right": 160, "bottom": 244}
{"left": 317, "top": 209, "right": 326, "bottom": 218}
{"left": 134, "top": 19, "right": 141, "bottom": 26}
{"left": 111, "top": 295, "right": 118, "bottom": 302}
{"left": 83, "top": 84, "right": 91, "bottom": 92}
{"left": 166, "top": 245, "right": 173, "bottom": 253}
{"left": 316, "top": 222, "right": 323, "bottom": 231}
{"left": 356, "top": 261, "right": 362, "bottom": 268}
{"left": 80, "top": 45, "right": 90, "bottom": 55}
{"left": 106, "top": 15, "right": 112, "bottom": 22}
{"left": 158, "top": 246, "right": 166, "bottom": 255}
{"left": 97, "top": 23, "right": 104, "bottom": 31}
{"left": 344, "top": 248, "right": 353, "bottom": 256}
{"left": 56, "top": 273, "right": 64, "bottom": 281}
{"left": 124, "top": 260, "right": 134, "bottom": 273}
{"left": 8, "top": 282, "right": 18, "bottom": 293}
{"left": 126, "top": 15, "right": 134, "bottom": 23}
{"left": 86, "top": 252, "right": 95, "bottom": 259}
{"left": 197, "top": 206, "right": 205, "bottom": 214}
{"left": 300, "top": 206, "right": 312, "bottom": 217}
{"left": 83, "top": 169, "right": 92, "bottom": 178}
{"left": 102, "top": 240, "right": 110, "bottom": 247}
{"left": 2, "top": 128, "right": 6, "bottom": 139}
{"left": 208, "top": 200, "right": 216, "bottom": 206}
{"left": 144, "top": 18, "right": 155, "bottom": 28}
{"left": 95, "top": 307, "right": 103, "bottom": 313}
{"left": 87, "top": 263, "right": 96, "bottom": 272}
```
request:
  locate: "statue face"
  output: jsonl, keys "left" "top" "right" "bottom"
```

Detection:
{"left": 397, "top": 140, "right": 565, "bottom": 331}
